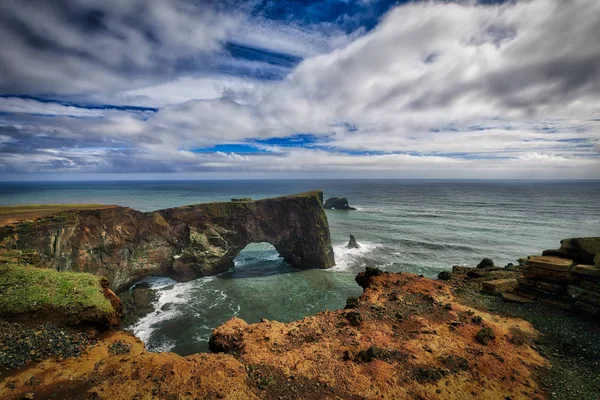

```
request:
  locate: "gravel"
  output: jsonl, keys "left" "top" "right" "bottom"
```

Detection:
{"left": 453, "top": 277, "right": 600, "bottom": 400}
{"left": 0, "top": 321, "right": 97, "bottom": 372}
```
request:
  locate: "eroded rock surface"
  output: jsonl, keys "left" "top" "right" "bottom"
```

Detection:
{"left": 0, "top": 191, "right": 335, "bottom": 292}
{"left": 542, "top": 237, "right": 600, "bottom": 266}
{"left": 0, "top": 270, "right": 549, "bottom": 400}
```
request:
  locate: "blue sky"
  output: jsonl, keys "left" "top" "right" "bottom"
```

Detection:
{"left": 0, "top": 0, "right": 598, "bottom": 180}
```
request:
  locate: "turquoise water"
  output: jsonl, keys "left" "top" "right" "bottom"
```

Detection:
{"left": 1, "top": 180, "right": 599, "bottom": 354}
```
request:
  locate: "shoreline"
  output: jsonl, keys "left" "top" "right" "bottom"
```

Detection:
{"left": 1, "top": 265, "right": 599, "bottom": 398}
{"left": 0, "top": 268, "right": 550, "bottom": 399}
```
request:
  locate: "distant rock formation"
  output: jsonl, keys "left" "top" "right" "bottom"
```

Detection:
{"left": 324, "top": 197, "right": 356, "bottom": 210}
{"left": 347, "top": 234, "right": 360, "bottom": 249}
{"left": 437, "top": 271, "right": 452, "bottom": 280}
{"left": 0, "top": 191, "right": 335, "bottom": 292}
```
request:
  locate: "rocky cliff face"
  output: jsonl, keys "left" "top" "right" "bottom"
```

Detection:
{"left": 542, "top": 237, "right": 600, "bottom": 266}
{"left": 0, "top": 191, "right": 335, "bottom": 292}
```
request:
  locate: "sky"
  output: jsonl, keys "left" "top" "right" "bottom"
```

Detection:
{"left": 0, "top": 0, "right": 599, "bottom": 180}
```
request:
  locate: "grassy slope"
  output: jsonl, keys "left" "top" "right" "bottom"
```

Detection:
{"left": 0, "top": 204, "right": 113, "bottom": 224}
{"left": 0, "top": 262, "right": 116, "bottom": 323}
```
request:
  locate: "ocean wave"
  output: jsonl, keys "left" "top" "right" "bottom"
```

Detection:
{"left": 398, "top": 238, "right": 478, "bottom": 252}
{"left": 127, "top": 276, "right": 216, "bottom": 351}
{"left": 329, "top": 241, "right": 382, "bottom": 272}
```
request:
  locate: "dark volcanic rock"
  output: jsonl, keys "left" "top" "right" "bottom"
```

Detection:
{"left": 347, "top": 234, "right": 360, "bottom": 249}
{"left": 477, "top": 258, "right": 495, "bottom": 269}
{"left": 438, "top": 271, "right": 452, "bottom": 281}
{"left": 0, "top": 191, "right": 335, "bottom": 292}
{"left": 324, "top": 197, "right": 356, "bottom": 210}
{"left": 119, "top": 286, "right": 157, "bottom": 326}
{"left": 542, "top": 237, "right": 600, "bottom": 266}
{"left": 0, "top": 321, "right": 97, "bottom": 371}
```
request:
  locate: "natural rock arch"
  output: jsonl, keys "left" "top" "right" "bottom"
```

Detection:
{"left": 0, "top": 191, "right": 335, "bottom": 292}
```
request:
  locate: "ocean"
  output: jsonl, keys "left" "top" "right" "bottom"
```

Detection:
{"left": 1, "top": 180, "right": 599, "bottom": 355}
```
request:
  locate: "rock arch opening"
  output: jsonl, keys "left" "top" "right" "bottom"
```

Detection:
{"left": 1, "top": 191, "right": 335, "bottom": 292}
{"left": 230, "top": 242, "right": 291, "bottom": 278}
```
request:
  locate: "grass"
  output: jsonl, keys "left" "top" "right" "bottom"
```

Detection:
{"left": 0, "top": 204, "right": 111, "bottom": 224}
{"left": 0, "top": 263, "right": 115, "bottom": 322}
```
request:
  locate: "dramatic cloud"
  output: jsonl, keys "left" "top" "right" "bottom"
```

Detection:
{"left": 0, "top": 0, "right": 599, "bottom": 179}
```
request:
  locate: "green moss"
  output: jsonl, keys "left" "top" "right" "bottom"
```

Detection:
{"left": 345, "top": 296, "right": 359, "bottom": 309}
{"left": 475, "top": 326, "right": 496, "bottom": 345}
{"left": 0, "top": 263, "right": 115, "bottom": 321}
{"left": 0, "top": 204, "right": 107, "bottom": 225}
{"left": 345, "top": 311, "right": 363, "bottom": 326}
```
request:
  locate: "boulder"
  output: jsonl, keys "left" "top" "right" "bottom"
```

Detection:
{"left": 516, "top": 277, "right": 567, "bottom": 296}
{"left": 571, "top": 264, "right": 600, "bottom": 280}
{"left": 579, "top": 280, "right": 600, "bottom": 293}
{"left": 526, "top": 256, "right": 574, "bottom": 271}
{"left": 522, "top": 256, "right": 574, "bottom": 282}
{"left": 324, "top": 197, "right": 356, "bottom": 211}
{"left": 347, "top": 234, "right": 360, "bottom": 249}
{"left": 482, "top": 279, "right": 518, "bottom": 295}
{"left": 438, "top": 271, "right": 452, "bottom": 281}
{"left": 476, "top": 258, "right": 495, "bottom": 269}
{"left": 504, "top": 263, "right": 521, "bottom": 272}
{"left": 542, "top": 237, "right": 600, "bottom": 266}
{"left": 522, "top": 266, "right": 570, "bottom": 282}
{"left": 567, "top": 285, "right": 600, "bottom": 307}
{"left": 452, "top": 265, "right": 471, "bottom": 274}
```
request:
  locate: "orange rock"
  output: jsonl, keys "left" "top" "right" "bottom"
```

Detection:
{"left": 526, "top": 256, "right": 573, "bottom": 271}
{"left": 0, "top": 272, "right": 550, "bottom": 400}
{"left": 482, "top": 278, "right": 518, "bottom": 295}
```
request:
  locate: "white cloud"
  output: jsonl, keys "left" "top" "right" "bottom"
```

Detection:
{"left": 1, "top": 0, "right": 599, "bottom": 178}
{"left": 0, "top": 0, "right": 239, "bottom": 94}
{"left": 0, "top": 97, "right": 108, "bottom": 117}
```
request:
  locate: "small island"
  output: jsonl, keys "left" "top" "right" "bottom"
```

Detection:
{"left": 324, "top": 197, "right": 356, "bottom": 210}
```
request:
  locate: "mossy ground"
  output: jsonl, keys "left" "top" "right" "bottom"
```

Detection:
{"left": 0, "top": 204, "right": 110, "bottom": 225}
{"left": 0, "top": 263, "right": 115, "bottom": 323}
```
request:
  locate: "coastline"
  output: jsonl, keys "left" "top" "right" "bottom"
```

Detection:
{"left": 1, "top": 197, "right": 599, "bottom": 398}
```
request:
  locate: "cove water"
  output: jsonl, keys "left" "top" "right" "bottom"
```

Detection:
{"left": 1, "top": 180, "right": 599, "bottom": 355}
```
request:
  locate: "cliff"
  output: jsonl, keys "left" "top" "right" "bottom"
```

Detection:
{"left": 542, "top": 237, "right": 600, "bottom": 266}
{"left": 0, "top": 269, "right": 548, "bottom": 400}
{"left": 0, "top": 191, "right": 335, "bottom": 292}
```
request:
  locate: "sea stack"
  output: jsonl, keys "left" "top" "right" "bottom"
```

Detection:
{"left": 324, "top": 197, "right": 357, "bottom": 210}
{"left": 347, "top": 234, "right": 360, "bottom": 249}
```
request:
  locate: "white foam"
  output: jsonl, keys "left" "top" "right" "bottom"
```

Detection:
{"left": 127, "top": 276, "right": 216, "bottom": 351}
{"left": 329, "top": 241, "right": 382, "bottom": 272}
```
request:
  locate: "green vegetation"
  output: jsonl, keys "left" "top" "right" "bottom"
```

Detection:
{"left": 0, "top": 204, "right": 108, "bottom": 224}
{"left": 345, "top": 311, "right": 363, "bottom": 326}
{"left": 345, "top": 296, "right": 359, "bottom": 309}
{"left": 354, "top": 346, "right": 409, "bottom": 363}
{"left": 475, "top": 326, "right": 496, "bottom": 345}
{"left": 0, "top": 263, "right": 116, "bottom": 325}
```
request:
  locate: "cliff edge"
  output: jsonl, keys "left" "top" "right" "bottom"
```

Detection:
{"left": 0, "top": 191, "right": 335, "bottom": 292}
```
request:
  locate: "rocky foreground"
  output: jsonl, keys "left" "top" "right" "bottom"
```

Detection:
{"left": 1, "top": 268, "right": 550, "bottom": 400}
